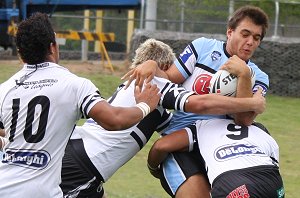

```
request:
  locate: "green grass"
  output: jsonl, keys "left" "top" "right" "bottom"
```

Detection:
{"left": 1, "top": 61, "right": 299, "bottom": 197}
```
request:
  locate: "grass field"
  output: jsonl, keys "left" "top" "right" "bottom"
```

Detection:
{"left": 0, "top": 60, "right": 299, "bottom": 197}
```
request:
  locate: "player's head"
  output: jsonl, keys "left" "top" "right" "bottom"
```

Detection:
{"left": 228, "top": 6, "right": 269, "bottom": 41}
{"left": 16, "top": 12, "right": 57, "bottom": 64}
{"left": 131, "top": 38, "right": 176, "bottom": 70}
{"left": 226, "top": 6, "right": 269, "bottom": 61}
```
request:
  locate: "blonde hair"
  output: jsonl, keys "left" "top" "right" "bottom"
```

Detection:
{"left": 131, "top": 38, "right": 176, "bottom": 69}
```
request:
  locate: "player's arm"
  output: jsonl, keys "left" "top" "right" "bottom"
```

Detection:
{"left": 184, "top": 89, "right": 265, "bottom": 115}
{"left": 122, "top": 60, "right": 185, "bottom": 89}
{"left": 0, "top": 129, "right": 4, "bottom": 137}
{"left": 0, "top": 129, "right": 8, "bottom": 151}
{"left": 158, "top": 79, "right": 265, "bottom": 116}
{"left": 221, "top": 55, "right": 257, "bottom": 126}
{"left": 88, "top": 83, "right": 161, "bottom": 131}
{"left": 147, "top": 129, "right": 190, "bottom": 178}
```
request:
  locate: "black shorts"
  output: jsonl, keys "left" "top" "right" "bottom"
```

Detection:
{"left": 211, "top": 165, "right": 285, "bottom": 198}
{"left": 60, "top": 139, "right": 104, "bottom": 198}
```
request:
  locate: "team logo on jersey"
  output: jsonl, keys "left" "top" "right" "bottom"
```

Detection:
{"left": 179, "top": 46, "right": 196, "bottom": 65}
{"left": 2, "top": 149, "right": 51, "bottom": 170}
{"left": 215, "top": 143, "right": 265, "bottom": 161}
{"left": 192, "top": 74, "right": 212, "bottom": 95}
{"left": 211, "top": 51, "right": 222, "bottom": 61}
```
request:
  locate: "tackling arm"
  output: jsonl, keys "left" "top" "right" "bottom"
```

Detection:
{"left": 147, "top": 129, "right": 190, "bottom": 178}
{"left": 184, "top": 89, "right": 265, "bottom": 115}
{"left": 88, "top": 83, "right": 161, "bottom": 131}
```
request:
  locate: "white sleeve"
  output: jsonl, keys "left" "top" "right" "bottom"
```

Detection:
{"left": 185, "top": 127, "right": 195, "bottom": 152}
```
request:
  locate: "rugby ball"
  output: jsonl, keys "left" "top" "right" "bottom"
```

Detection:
{"left": 209, "top": 67, "right": 255, "bottom": 97}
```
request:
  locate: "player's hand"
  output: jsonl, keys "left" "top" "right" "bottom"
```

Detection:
{"left": 220, "top": 55, "right": 250, "bottom": 78}
{"left": 134, "top": 83, "right": 161, "bottom": 112}
{"left": 121, "top": 60, "right": 158, "bottom": 90}
{"left": 252, "top": 87, "right": 266, "bottom": 114}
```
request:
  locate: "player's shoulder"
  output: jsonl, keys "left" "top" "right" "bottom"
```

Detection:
{"left": 191, "top": 37, "right": 223, "bottom": 55}
{"left": 192, "top": 37, "right": 222, "bottom": 46}
{"left": 60, "top": 71, "right": 96, "bottom": 89}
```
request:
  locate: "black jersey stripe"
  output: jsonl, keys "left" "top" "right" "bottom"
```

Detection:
{"left": 83, "top": 99, "right": 97, "bottom": 118}
{"left": 195, "top": 63, "right": 217, "bottom": 74}
{"left": 130, "top": 131, "right": 144, "bottom": 150}
{"left": 256, "top": 80, "right": 269, "bottom": 89}
{"left": 190, "top": 43, "right": 198, "bottom": 59}
{"left": 178, "top": 58, "right": 192, "bottom": 76}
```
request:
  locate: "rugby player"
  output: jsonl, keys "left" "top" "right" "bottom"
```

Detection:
{"left": 0, "top": 13, "right": 161, "bottom": 197}
{"left": 148, "top": 119, "right": 285, "bottom": 198}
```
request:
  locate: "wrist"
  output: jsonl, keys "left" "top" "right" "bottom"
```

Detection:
{"left": 136, "top": 102, "right": 151, "bottom": 118}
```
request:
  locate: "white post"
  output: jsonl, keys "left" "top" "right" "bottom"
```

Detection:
{"left": 139, "top": 0, "right": 145, "bottom": 29}
{"left": 272, "top": 1, "right": 280, "bottom": 39}
{"left": 180, "top": 0, "right": 185, "bottom": 32}
{"left": 228, "top": 0, "right": 234, "bottom": 20}
{"left": 145, "top": 0, "right": 157, "bottom": 30}
{"left": 82, "top": 10, "right": 90, "bottom": 62}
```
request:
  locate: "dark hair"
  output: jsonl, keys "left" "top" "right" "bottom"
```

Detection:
{"left": 16, "top": 12, "right": 56, "bottom": 64}
{"left": 228, "top": 6, "right": 269, "bottom": 40}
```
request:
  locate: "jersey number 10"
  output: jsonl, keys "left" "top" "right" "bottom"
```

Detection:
{"left": 9, "top": 96, "right": 50, "bottom": 143}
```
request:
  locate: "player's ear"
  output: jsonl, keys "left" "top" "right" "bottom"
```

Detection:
{"left": 226, "top": 28, "right": 234, "bottom": 40}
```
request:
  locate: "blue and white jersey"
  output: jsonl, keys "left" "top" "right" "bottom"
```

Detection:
{"left": 163, "top": 37, "right": 269, "bottom": 134}
{"left": 0, "top": 62, "right": 104, "bottom": 197}
{"left": 186, "top": 119, "right": 279, "bottom": 184}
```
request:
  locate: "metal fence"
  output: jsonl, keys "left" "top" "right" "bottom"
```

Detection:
{"left": 50, "top": 0, "right": 300, "bottom": 52}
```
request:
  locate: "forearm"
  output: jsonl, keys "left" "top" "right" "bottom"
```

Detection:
{"left": 147, "top": 141, "right": 169, "bottom": 169}
{"left": 234, "top": 74, "right": 257, "bottom": 126}
{"left": 89, "top": 102, "right": 145, "bottom": 131}
{"left": 185, "top": 94, "right": 260, "bottom": 115}
{"left": 105, "top": 106, "right": 146, "bottom": 130}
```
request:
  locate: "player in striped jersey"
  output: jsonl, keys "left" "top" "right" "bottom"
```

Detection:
{"left": 60, "top": 39, "right": 265, "bottom": 198}
{"left": 0, "top": 13, "right": 161, "bottom": 198}
{"left": 148, "top": 119, "right": 285, "bottom": 198}
{"left": 123, "top": 6, "right": 270, "bottom": 197}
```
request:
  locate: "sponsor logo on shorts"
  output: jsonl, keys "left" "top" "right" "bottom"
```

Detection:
{"left": 2, "top": 149, "right": 50, "bottom": 170}
{"left": 226, "top": 184, "right": 250, "bottom": 198}
{"left": 215, "top": 144, "right": 265, "bottom": 161}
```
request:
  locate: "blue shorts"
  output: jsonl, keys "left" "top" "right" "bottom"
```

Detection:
{"left": 160, "top": 150, "right": 208, "bottom": 196}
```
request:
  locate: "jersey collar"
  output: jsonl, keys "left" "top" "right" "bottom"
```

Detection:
{"left": 223, "top": 43, "right": 249, "bottom": 64}
{"left": 24, "top": 62, "right": 59, "bottom": 70}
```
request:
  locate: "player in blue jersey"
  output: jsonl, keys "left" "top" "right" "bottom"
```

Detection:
{"left": 0, "top": 13, "right": 161, "bottom": 197}
{"left": 147, "top": 119, "right": 285, "bottom": 198}
{"left": 123, "top": 5, "right": 270, "bottom": 198}
{"left": 60, "top": 39, "right": 265, "bottom": 198}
